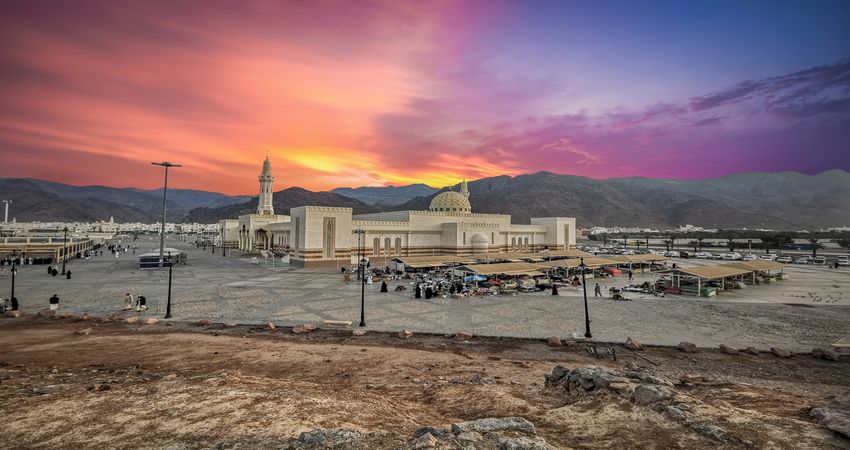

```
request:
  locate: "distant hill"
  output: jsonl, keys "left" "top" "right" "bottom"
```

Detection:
{"left": 4, "top": 171, "right": 849, "bottom": 228}
{"left": 331, "top": 183, "right": 437, "bottom": 206}
{"left": 183, "top": 187, "right": 382, "bottom": 223}
{"left": 386, "top": 170, "right": 850, "bottom": 229}
{"left": 0, "top": 178, "right": 249, "bottom": 223}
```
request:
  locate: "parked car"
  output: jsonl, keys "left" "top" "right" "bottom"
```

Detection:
{"left": 742, "top": 254, "right": 759, "bottom": 261}
{"left": 838, "top": 256, "right": 850, "bottom": 267}
{"left": 794, "top": 256, "right": 811, "bottom": 264}
{"left": 723, "top": 253, "right": 743, "bottom": 261}
{"left": 759, "top": 254, "right": 777, "bottom": 261}
{"left": 776, "top": 256, "right": 793, "bottom": 263}
{"left": 695, "top": 252, "right": 711, "bottom": 259}
{"left": 678, "top": 251, "right": 693, "bottom": 258}
{"left": 664, "top": 251, "right": 679, "bottom": 257}
{"left": 812, "top": 256, "right": 827, "bottom": 265}
{"left": 709, "top": 253, "right": 724, "bottom": 260}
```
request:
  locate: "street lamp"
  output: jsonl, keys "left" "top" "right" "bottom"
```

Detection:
{"left": 578, "top": 257, "right": 592, "bottom": 338}
{"left": 355, "top": 228, "right": 366, "bottom": 327}
{"left": 164, "top": 252, "right": 174, "bottom": 319}
{"left": 151, "top": 161, "right": 181, "bottom": 269}
{"left": 61, "top": 226, "right": 68, "bottom": 275}
{"left": 9, "top": 250, "right": 17, "bottom": 306}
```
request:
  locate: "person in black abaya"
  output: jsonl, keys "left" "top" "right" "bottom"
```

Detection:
{"left": 380, "top": 279, "right": 388, "bottom": 293}
{"left": 552, "top": 283, "right": 559, "bottom": 295}
{"left": 425, "top": 286, "right": 433, "bottom": 299}
{"left": 415, "top": 284, "right": 422, "bottom": 299}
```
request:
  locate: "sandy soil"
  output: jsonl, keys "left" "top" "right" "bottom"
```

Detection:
{"left": 0, "top": 316, "right": 848, "bottom": 449}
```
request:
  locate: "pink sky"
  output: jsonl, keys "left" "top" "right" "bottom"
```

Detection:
{"left": 1, "top": 0, "right": 848, "bottom": 194}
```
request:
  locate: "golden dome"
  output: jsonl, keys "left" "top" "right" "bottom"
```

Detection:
{"left": 429, "top": 190, "right": 471, "bottom": 213}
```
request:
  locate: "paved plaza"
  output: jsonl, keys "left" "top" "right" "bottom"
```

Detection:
{"left": 4, "top": 239, "right": 849, "bottom": 351}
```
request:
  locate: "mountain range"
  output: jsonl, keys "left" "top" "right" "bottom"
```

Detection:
{"left": 2, "top": 170, "right": 849, "bottom": 229}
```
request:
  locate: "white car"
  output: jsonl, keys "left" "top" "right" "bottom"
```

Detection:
{"left": 742, "top": 254, "right": 759, "bottom": 261}
{"left": 709, "top": 253, "right": 724, "bottom": 260}
{"left": 794, "top": 256, "right": 811, "bottom": 264}
{"left": 812, "top": 256, "right": 827, "bottom": 265}
{"left": 838, "top": 256, "right": 850, "bottom": 267}
{"left": 776, "top": 256, "right": 793, "bottom": 263}
{"left": 759, "top": 254, "right": 777, "bottom": 261}
{"left": 723, "top": 253, "right": 742, "bottom": 261}
{"left": 695, "top": 252, "right": 711, "bottom": 259}
{"left": 664, "top": 251, "right": 679, "bottom": 257}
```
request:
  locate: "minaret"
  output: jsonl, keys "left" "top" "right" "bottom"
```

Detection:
{"left": 460, "top": 179, "right": 469, "bottom": 197}
{"left": 257, "top": 153, "right": 275, "bottom": 215}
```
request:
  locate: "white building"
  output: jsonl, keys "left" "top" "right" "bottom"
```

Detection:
{"left": 222, "top": 157, "right": 578, "bottom": 267}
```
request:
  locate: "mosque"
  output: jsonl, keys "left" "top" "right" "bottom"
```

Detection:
{"left": 220, "top": 157, "right": 577, "bottom": 267}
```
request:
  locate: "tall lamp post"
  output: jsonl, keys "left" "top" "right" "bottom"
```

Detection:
{"left": 61, "top": 226, "right": 69, "bottom": 275}
{"left": 9, "top": 250, "right": 16, "bottom": 305}
{"left": 164, "top": 252, "right": 174, "bottom": 318}
{"left": 2, "top": 200, "right": 10, "bottom": 223}
{"left": 151, "top": 161, "right": 181, "bottom": 269}
{"left": 356, "top": 228, "right": 366, "bottom": 327}
{"left": 578, "top": 257, "right": 592, "bottom": 338}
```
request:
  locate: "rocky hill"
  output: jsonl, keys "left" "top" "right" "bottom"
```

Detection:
{"left": 331, "top": 183, "right": 437, "bottom": 206}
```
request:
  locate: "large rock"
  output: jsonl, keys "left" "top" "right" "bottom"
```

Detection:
{"left": 679, "top": 373, "right": 705, "bottom": 384}
{"left": 36, "top": 309, "right": 56, "bottom": 319}
{"left": 811, "top": 393, "right": 850, "bottom": 438}
{"left": 451, "top": 417, "right": 536, "bottom": 435}
{"left": 399, "top": 329, "right": 413, "bottom": 339}
{"left": 812, "top": 348, "right": 840, "bottom": 361}
{"left": 197, "top": 319, "right": 212, "bottom": 326}
{"left": 719, "top": 344, "right": 739, "bottom": 355}
{"left": 632, "top": 384, "right": 675, "bottom": 405}
{"left": 677, "top": 341, "right": 699, "bottom": 353}
{"left": 544, "top": 365, "right": 571, "bottom": 387}
{"left": 294, "top": 428, "right": 363, "bottom": 447}
{"left": 411, "top": 432, "right": 438, "bottom": 449}
{"left": 5, "top": 310, "right": 26, "bottom": 318}
{"left": 744, "top": 346, "right": 760, "bottom": 355}
{"left": 352, "top": 329, "right": 367, "bottom": 336}
{"left": 456, "top": 431, "right": 482, "bottom": 442}
{"left": 569, "top": 366, "right": 623, "bottom": 391}
{"left": 625, "top": 337, "right": 642, "bottom": 351}
{"left": 265, "top": 322, "right": 276, "bottom": 330}
{"left": 494, "top": 435, "right": 553, "bottom": 450}
{"left": 144, "top": 318, "right": 159, "bottom": 325}
{"left": 455, "top": 331, "right": 474, "bottom": 341}
{"left": 771, "top": 347, "right": 793, "bottom": 358}
{"left": 546, "top": 336, "right": 562, "bottom": 347}
{"left": 125, "top": 316, "right": 140, "bottom": 324}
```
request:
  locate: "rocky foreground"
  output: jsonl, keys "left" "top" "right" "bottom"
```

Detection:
{"left": 0, "top": 314, "right": 849, "bottom": 449}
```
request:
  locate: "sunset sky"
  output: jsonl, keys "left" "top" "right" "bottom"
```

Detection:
{"left": 1, "top": 0, "right": 849, "bottom": 194}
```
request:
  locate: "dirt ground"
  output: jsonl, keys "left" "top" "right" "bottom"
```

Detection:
{"left": 0, "top": 316, "right": 848, "bottom": 449}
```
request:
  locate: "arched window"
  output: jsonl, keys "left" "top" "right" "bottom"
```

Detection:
{"left": 511, "top": 237, "right": 517, "bottom": 251}
{"left": 523, "top": 237, "right": 529, "bottom": 251}
{"left": 394, "top": 237, "right": 402, "bottom": 255}
{"left": 463, "top": 232, "right": 467, "bottom": 245}
{"left": 373, "top": 237, "right": 380, "bottom": 256}
{"left": 384, "top": 237, "right": 391, "bottom": 256}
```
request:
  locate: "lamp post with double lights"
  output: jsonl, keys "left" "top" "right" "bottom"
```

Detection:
{"left": 9, "top": 250, "right": 17, "bottom": 306}
{"left": 355, "top": 228, "right": 366, "bottom": 327}
{"left": 61, "top": 226, "right": 69, "bottom": 275}
{"left": 578, "top": 257, "right": 592, "bottom": 338}
{"left": 164, "top": 252, "right": 174, "bottom": 319}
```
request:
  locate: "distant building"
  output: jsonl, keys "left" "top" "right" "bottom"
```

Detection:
{"left": 221, "top": 156, "right": 578, "bottom": 267}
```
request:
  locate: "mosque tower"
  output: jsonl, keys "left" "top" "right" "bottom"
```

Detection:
{"left": 257, "top": 153, "right": 275, "bottom": 215}
{"left": 460, "top": 179, "right": 469, "bottom": 197}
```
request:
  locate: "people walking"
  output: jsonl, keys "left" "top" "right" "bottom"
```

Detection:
{"left": 415, "top": 284, "right": 422, "bottom": 299}
{"left": 136, "top": 295, "right": 147, "bottom": 311}
{"left": 66, "top": 270, "right": 72, "bottom": 279}
{"left": 49, "top": 294, "right": 60, "bottom": 310}
{"left": 628, "top": 271, "right": 634, "bottom": 281}
{"left": 380, "top": 279, "right": 388, "bottom": 293}
{"left": 594, "top": 283, "right": 602, "bottom": 297}
{"left": 123, "top": 293, "right": 134, "bottom": 311}
{"left": 424, "top": 286, "right": 433, "bottom": 299}
{"left": 552, "top": 283, "right": 559, "bottom": 295}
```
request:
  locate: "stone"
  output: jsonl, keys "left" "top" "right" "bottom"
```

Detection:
{"left": 692, "top": 423, "right": 733, "bottom": 443}
{"left": 411, "top": 432, "right": 438, "bottom": 449}
{"left": 544, "top": 365, "right": 570, "bottom": 387}
{"left": 719, "top": 344, "right": 738, "bottom": 355}
{"left": 411, "top": 427, "right": 450, "bottom": 439}
{"left": 625, "top": 337, "right": 642, "bottom": 351}
{"left": 456, "top": 431, "right": 482, "bottom": 442}
{"left": 546, "top": 336, "right": 562, "bottom": 347}
{"left": 771, "top": 347, "right": 793, "bottom": 358}
{"left": 493, "top": 436, "right": 553, "bottom": 450}
{"left": 677, "top": 341, "right": 699, "bottom": 353}
{"left": 4, "top": 310, "right": 26, "bottom": 318}
{"left": 222, "top": 323, "right": 237, "bottom": 328}
{"left": 455, "top": 331, "right": 473, "bottom": 341}
{"left": 352, "top": 329, "right": 367, "bottom": 336}
{"left": 451, "top": 417, "right": 536, "bottom": 435}
{"left": 73, "top": 327, "right": 93, "bottom": 336}
{"left": 632, "top": 384, "right": 675, "bottom": 405}
{"left": 568, "top": 366, "right": 624, "bottom": 391}
{"left": 679, "top": 373, "right": 705, "bottom": 384}
{"left": 399, "top": 329, "right": 414, "bottom": 339}
{"left": 811, "top": 393, "right": 850, "bottom": 438}
{"left": 265, "top": 322, "right": 275, "bottom": 330}
{"left": 197, "top": 319, "right": 212, "bottom": 326}
{"left": 296, "top": 428, "right": 363, "bottom": 447}
{"left": 744, "top": 346, "right": 760, "bottom": 355}
{"left": 625, "top": 371, "right": 673, "bottom": 386}
{"left": 664, "top": 405, "right": 687, "bottom": 422}
{"left": 36, "top": 309, "right": 56, "bottom": 319}
{"left": 624, "top": 362, "right": 640, "bottom": 371}
{"left": 79, "top": 313, "right": 93, "bottom": 321}
{"left": 301, "top": 323, "right": 317, "bottom": 332}
{"left": 125, "top": 316, "right": 140, "bottom": 324}
{"left": 144, "top": 318, "right": 159, "bottom": 325}
{"left": 812, "top": 348, "right": 840, "bottom": 361}
{"left": 60, "top": 312, "right": 77, "bottom": 320}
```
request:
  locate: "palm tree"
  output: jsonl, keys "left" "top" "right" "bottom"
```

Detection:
{"left": 697, "top": 237, "right": 704, "bottom": 252}
{"left": 663, "top": 239, "right": 673, "bottom": 251}
{"left": 727, "top": 238, "right": 736, "bottom": 252}
{"left": 808, "top": 238, "right": 824, "bottom": 257}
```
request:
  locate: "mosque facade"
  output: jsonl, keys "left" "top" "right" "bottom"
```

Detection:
{"left": 220, "top": 157, "right": 577, "bottom": 267}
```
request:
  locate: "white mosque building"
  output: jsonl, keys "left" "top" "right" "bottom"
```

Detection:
{"left": 220, "top": 157, "right": 577, "bottom": 267}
